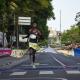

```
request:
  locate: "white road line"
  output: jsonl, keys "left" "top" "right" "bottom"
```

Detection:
{"left": 53, "top": 57, "right": 66, "bottom": 67}
{"left": 33, "top": 63, "right": 40, "bottom": 65}
{"left": 22, "top": 63, "right": 48, "bottom": 66}
{"left": 39, "top": 70, "right": 54, "bottom": 75}
{"left": 39, "top": 64, "right": 48, "bottom": 66}
{"left": 66, "top": 70, "right": 80, "bottom": 74}
{"left": 34, "top": 63, "right": 48, "bottom": 66}
{"left": 0, "top": 79, "right": 10, "bottom": 80}
{"left": 21, "top": 65, "right": 31, "bottom": 67}
{"left": 32, "top": 64, "right": 36, "bottom": 68}
{"left": 10, "top": 71, "right": 27, "bottom": 76}
{"left": 1, "top": 77, "right": 68, "bottom": 80}
{"left": 57, "top": 78, "right": 68, "bottom": 80}
{"left": 33, "top": 63, "right": 48, "bottom": 66}
{"left": 49, "top": 53, "right": 66, "bottom": 68}
{"left": 77, "top": 63, "right": 80, "bottom": 64}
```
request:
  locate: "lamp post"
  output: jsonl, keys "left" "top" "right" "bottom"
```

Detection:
{"left": 10, "top": 2, "right": 18, "bottom": 48}
{"left": 60, "top": 10, "right": 62, "bottom": 47}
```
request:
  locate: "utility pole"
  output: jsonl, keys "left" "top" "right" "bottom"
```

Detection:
{"left": 60, "top": 10, "right": 62, "bottom": 47}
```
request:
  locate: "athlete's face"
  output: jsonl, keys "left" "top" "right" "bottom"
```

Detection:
{"left": 33, "top": 23, "right": 37, "bottom": 27}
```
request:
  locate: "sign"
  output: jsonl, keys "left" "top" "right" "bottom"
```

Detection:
{"left": 18, "top": 17, "right": 31, "bottom": 25}
{"left": 18, "top": 17, "right": 31, "bottom": 20}
{"left": 18, "top": 22, "right": 31, "bottom": 25}
{"left": 19, "top": 34, "right": 28, "bottom": 42}
{"left": 0, "top": 48, "right": 12, "bottom": 56}
{"left": 11, "top": 49, "right": 27, "bottom": 58}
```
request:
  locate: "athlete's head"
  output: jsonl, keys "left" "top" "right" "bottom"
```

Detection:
{"left": 32, "top": 23, "right": 37, "bottom": 28}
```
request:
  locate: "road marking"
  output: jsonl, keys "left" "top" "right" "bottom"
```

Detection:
{"left": 22, "top": 63, "right": 48, "bottom": 66}
{"left": 34, "top": 63, "right": 48, "bottom": 66}
{"left": 57, "top": 78, "right": 68, "bottom": 80}
{"left": 34, "top": 63, "right": 40, "bottom": 65}
{"left": 32, "top": 64, "right": 36, "bottom": 68}
{"left": 53, "top": 57, "right": 66, "bottom": 67}
{"left": 0, "top": 79, "right": 10, "bottom": 80}
{"left": 77, "top": 63, "right": 80, "bottom": 64}
{"left": 10, "top": 71, "right": 26, "bottom": 76}
{"left": 1, "top": 77, "right": 68, "bottom": 80}
{"left": 39, "top": 64, "right": 48, "bottom": 66}
{"left": 39, "top": 70, "right": 54, "bottom": 75}
{"left": 21, "top": 65, "right": 31, "bottom": 67}
{"left": 49, "top": 53, "right": 66, "bottom": 68}
{"left": 66, "top": 70, "right": 80, "bottom": 74}
{"left": 33, "top": 63, "right": 48, "bottom": 66}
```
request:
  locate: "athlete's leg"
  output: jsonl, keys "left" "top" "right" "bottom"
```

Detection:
{"left": 28, "top": 47, "right": 33, "bottom": 63}
{"left": 32, "top": 49, "right": 36, "bottom": 63}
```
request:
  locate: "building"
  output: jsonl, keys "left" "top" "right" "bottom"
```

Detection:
{"left": 48, "top": 27, "right": 61, "bottom": 45}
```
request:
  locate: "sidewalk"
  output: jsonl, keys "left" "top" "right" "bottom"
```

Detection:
{"left": 0, "top": 55, "right": 28, "bottom": 71}
{"left": 0, "top": 47, "right": 47, "bottom": 71}
{"left": 42, "top": 46, "right": 57, "bottom": 53}
{"left": 56, "top": 49, "right": 74, "bottom": 56}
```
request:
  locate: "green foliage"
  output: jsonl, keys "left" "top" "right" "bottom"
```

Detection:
{"left": 61, "top": 25, "right": 80, "bottom": 45}
{"left": 0, "top": 0, "right": 55, "bottom": 39}
{"left": 38, "top": 39, "right": 48, "bottom": 47}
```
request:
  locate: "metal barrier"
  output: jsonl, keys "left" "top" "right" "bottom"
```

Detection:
{"left": 73, "top": 48, "right": 80, "bottom": 56}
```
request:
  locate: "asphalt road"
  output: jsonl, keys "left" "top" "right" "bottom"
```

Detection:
{"left": 0, "top": 48, "right": 80, "bottom": 80}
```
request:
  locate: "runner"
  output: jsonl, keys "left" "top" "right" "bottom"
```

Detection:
{"left": 24, "top": 22, "right": 42, "bottom": 68}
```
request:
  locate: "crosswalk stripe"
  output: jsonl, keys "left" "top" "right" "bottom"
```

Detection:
{"left": 21, "top": 65, "right": 31, "bottom": 67}
{"left": 39, "top": 70, "right": 54, "bottom": 75}
{"left": 56, "top": 78, "right": 68, "bottom": 80}
{"left": 0, "top": 77, "right": 68, "bottom": 80}
{"left": 77, "top": 63, "right": 80, "bottom": 65}
{"left": 10, "top": 71, "right": 27, "bottom": 76}
{"left": 39, "top": 64, "right": 48, "bottom": 66}
{"left": 66, "top": 70, "right": 80, "bottom": 74}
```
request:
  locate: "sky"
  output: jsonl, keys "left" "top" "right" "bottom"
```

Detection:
{"left": 47, "top": 0, "right": 80, "bottom": 32}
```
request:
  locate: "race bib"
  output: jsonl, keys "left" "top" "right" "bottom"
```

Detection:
{"left": 29, "top": 34, "right": 36, "bottom": 39}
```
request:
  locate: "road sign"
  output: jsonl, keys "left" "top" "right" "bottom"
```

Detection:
{"left": 18, "top": 17, "right": 31, "bottom": 20}
{"left": 18, "top": 22, "right": 31, "bottom": 25}
{"left": 19, "top": 34, "right": 28, "bottom": 42}
{"left": 0, "top": 48, "right": 11, "bottom": 56}
{"left": 18, "top": 17, "right": 31, "bottom": 25}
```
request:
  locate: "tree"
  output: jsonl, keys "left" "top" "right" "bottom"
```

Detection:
{"left": 61, "top": 25, "right": 80, "bottom": 45}
{"left": 75, "top": 12, "right": 80, "bottom": 35}
{"left": 0, "top": 0, "right": 55, "bottom": 45}
{"left": 15, "top": 0, "right": 55, "bottom": 39}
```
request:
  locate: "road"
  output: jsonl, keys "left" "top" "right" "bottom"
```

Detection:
{"left": 0, "top": 48, "right": 80, "bottom": 80}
